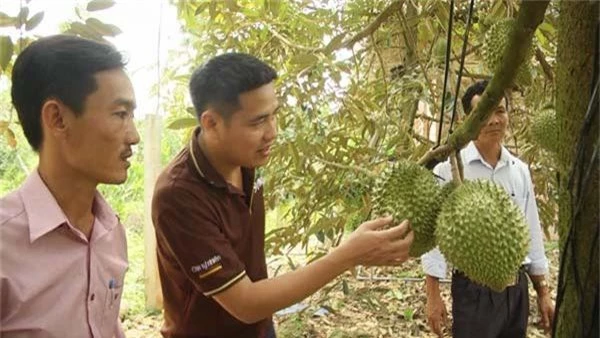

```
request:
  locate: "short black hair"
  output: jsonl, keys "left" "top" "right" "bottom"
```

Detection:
{"left": 461, "top": 80, "right": 508, "bottom": 115}
{"left": 11, "top": 34, "right": 126, "bottom": 151}
{"left": 461, "top": 80, "right": 489, "bottom": 115}
{"left": 189, "top": 53, "right": 278, "bottom": 119}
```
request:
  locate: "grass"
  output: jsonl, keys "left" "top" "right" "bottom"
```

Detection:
{"left": 121, "top": 225, "right": 150, "bottom": 319}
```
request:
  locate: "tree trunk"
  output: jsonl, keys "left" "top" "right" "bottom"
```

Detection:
{"left": 553, "top": 1, "right": 599, "bottom": 337}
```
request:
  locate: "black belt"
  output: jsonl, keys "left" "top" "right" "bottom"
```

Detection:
{"left": 453, "top": 265, "right": 529, "bottom": 287}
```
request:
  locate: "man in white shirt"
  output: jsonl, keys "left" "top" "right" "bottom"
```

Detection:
{"left": 421, "top": 80, "right": 555, "bottom": 338}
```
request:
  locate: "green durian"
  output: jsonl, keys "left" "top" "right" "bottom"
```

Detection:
{"left": 371, "top": 160, "right": 442, "bottom": 257}
{"left": 440, "top": 180, "right": 459, "bottom": 201}
{"left": 530, "top": 107, "right": 558, "bottom": 153}
{"left": 435, "top": 180, "right": 529, "bottom": 292}
{"left": 482, "top": 18, "right": 534, "bottom": 87}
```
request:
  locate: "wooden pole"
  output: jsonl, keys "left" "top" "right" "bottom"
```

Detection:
{"left": 143, "top": 113, "right": 163, "bottom": 309}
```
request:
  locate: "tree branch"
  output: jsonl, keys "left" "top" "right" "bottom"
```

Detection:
{"left": 535, "top": 47, "right": 554, "bottom": 82}
{"left": 418, "top": 0, "right": 551, "bottom": 165}
{"left": 341, "top": 0, "right": 405, "bottom": 49}
{"left": 459, "top": 69, "right": 492, "bottom": 80}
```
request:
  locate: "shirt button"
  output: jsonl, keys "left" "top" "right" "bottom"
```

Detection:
{"left": 90, "top": 294, "right": 95, "bottom": 301}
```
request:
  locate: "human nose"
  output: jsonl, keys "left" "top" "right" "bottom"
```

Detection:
{"left": 126, "top": 118, "right": 140, "bottom": 145}
{"left": 264, "top": 115, "right": 278, "bottom": 142}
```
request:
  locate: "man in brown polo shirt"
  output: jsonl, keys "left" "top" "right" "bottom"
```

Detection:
{"left": 152, "top": 53, "right": 415, "bottom": 338}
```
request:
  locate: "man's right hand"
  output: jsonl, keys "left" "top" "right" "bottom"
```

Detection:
{"left": 425, "top": 276, "right": 448, "bottom": 337}
{"left": 337, "top": 216, "right": 414, "bottom": 268}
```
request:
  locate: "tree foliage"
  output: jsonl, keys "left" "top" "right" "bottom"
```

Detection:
{"left": 165, "top": 0, "right": 560, "bottom": 256}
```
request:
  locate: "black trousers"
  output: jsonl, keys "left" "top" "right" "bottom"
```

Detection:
{"left": 451, "top": 269, "right": 529, "bottom": 338}
{"left": 266, "top": 323, "right": 277, "bottom": 338}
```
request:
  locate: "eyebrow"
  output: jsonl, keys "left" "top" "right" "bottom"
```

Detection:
{"left": 112, "top": 98, "right": 137, "bottom": 110}
{"left": 249, "top": 106, "right": 280, "bottom": 123}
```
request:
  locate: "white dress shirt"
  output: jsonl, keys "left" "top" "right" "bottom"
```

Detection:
{"left": 421, "top": 141, "right": 549, "bottom": 279}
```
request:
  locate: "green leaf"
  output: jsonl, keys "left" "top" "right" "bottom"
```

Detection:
{"left": 86, "top": 0, "right": 116, "bottom": 12}
{"left": 167, "top": 117, "right": 197, "bottom": 130}
{"left": 208, "top": 0, "right": 217, "bottom": 20}
{"left": 186, "top": 107, "right": 196, "bottom": 117}
{"left": 289, "top": 53, "right": 318, "bottom": 68}
{"left": 268, "top": 0, "right": 280, "bottom": 16}
{"left": 0, "top": 12, "right": 17, "bottom": 27}
{"left": 86, "top": 18, "right": 122, "bottom": 36}
{"left": 224, "top": 0, "right": 239, "bottom": 12}
{"left": 323, "top": 33, "right": 346, "bottom": 53}
{"left": 0, "top": 36, "right": 14, "bottom": 72}
{"left": 342, "top": 279, "right": 350, "bottom": 295}
{"left": 16, "top": 7, "right": 29, "bottom": 28}
{"left": 4, "top": 128, "right": 17, "bottom": 148}
{"left": 66, "top": 21, "right": 103, "bottom": 41}
{"left": 194, "top": 3, "right": 209, "bottom": 16}
{"left": 25, "top": 12, "right": 44, "bottom": 31}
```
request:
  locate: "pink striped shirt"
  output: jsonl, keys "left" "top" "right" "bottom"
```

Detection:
{"left": 0, "top": 171, "right": 127, "bottom": 338}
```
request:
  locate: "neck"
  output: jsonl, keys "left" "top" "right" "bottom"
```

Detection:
{"left": 38, "top": 149, "right": 96, "bottom": 238}
{"left": 197, "top": 133, "right": 241, "bottom": 186}
{"left": 473, "top": 140, "right": 502, "bottom": 168}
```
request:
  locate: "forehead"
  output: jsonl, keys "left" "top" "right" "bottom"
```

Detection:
{"left": 471, "top": 94, "right": 507, "bottom": 110}
{"left": 86, "top": 69, "right": 135, "bottom": 108}
{"left": 235, "top": 82, "right": 278, "bottom": 116}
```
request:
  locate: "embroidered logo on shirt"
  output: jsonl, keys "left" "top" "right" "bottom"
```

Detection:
{"left": 191, "top": 255, "right": 223, "bottom": 279}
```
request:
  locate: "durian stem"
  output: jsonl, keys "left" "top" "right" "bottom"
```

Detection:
{"left": 450, "top": 151, "right": 463, "bottom": 185}
{"left": 456, "top": 150, "right": 464, "bottom": 181}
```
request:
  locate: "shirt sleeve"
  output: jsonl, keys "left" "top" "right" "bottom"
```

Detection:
{"left": 523, "top": 169, "right": 549, "bottom": 276}
{"left": 421, "top": 161, "right": 451, "bottom": 279}
{"left": 153, "top": 184, "right": 246, "bottom": 296}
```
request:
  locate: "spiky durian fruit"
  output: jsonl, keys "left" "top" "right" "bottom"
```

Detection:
{"left": 530, "top": 107, "right": 558, "bottom": 153}
{"left": 371, "top": 160, "right": 442, "bottom": 257}
{"left": 435, "top": 180, "right": 529, "bottom": 292}
{"left": 440, "top": 180, "right": 459, "bottom": 201}
{"left": 483, "top": 18, "right": 533, "bottom": 87}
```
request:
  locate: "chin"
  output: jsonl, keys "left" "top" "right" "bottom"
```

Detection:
{"left": 254, "top": 157, "right": 270, "bottom": 168}
{"left": 100, "top": 173, "right": 128, "bottom": 185}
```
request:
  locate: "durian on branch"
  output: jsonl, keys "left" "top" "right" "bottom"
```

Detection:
{"left": 417, "top": 0, "right": 550, "bottom": 167}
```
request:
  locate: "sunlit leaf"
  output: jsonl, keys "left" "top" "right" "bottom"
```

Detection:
{"left": 86, "top": 0, "right": 116, "bottom": 12}
{"left": 25, "top": 12, "right": 44, "bottom": 31}
{"left": 0, "top": 36, "right": 14, "bottom": 71}
{"left": 167, "top": 117, "right": 197, "bottom": 130}
{"left": 0, "top": 12, "right": 16, "bottom": 27}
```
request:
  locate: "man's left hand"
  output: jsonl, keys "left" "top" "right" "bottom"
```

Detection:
{"left": 536, "top": 291, "right": 555, "bottom": 334}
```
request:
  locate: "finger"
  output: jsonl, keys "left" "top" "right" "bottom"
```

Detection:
{"left": 432, "top": 319, "right": 442, "bottom": 336}
{"left": 442, "top": 307, "right": 448, "bottom": 325}
{"left": 402, "top": 229, "right": 415, "bottom": 245}
{"left": 380, "top": 219, "right": 410, "bottom": 239}
{"left": 360, "top": 215, "right": 393, "bottom": 231}
{"left": 541, "top": 312, "right": 550, "bottom": 332}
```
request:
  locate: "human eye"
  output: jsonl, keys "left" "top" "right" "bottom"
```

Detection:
{"left": 114, "top": 111, "right": 128, "bottom": 119}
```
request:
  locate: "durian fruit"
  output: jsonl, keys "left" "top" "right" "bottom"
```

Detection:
{"left": 482, "top": 18, "right": 533, "bottom": 87}
{"left": 435, "top": 180, "right": 529, "bottom": 292}
{"left": 440, "top": 180, "right": 459, "bottom": 201}
{"left": 530, "top": 107, "right": 558, "bottom": 153}
{"left": 371, "top": 160, "right": 442, "bottom": 257}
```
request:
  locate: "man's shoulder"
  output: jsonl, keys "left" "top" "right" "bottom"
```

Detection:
{"left": 0, "top": 189, "right": 26, "bottom": 227}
